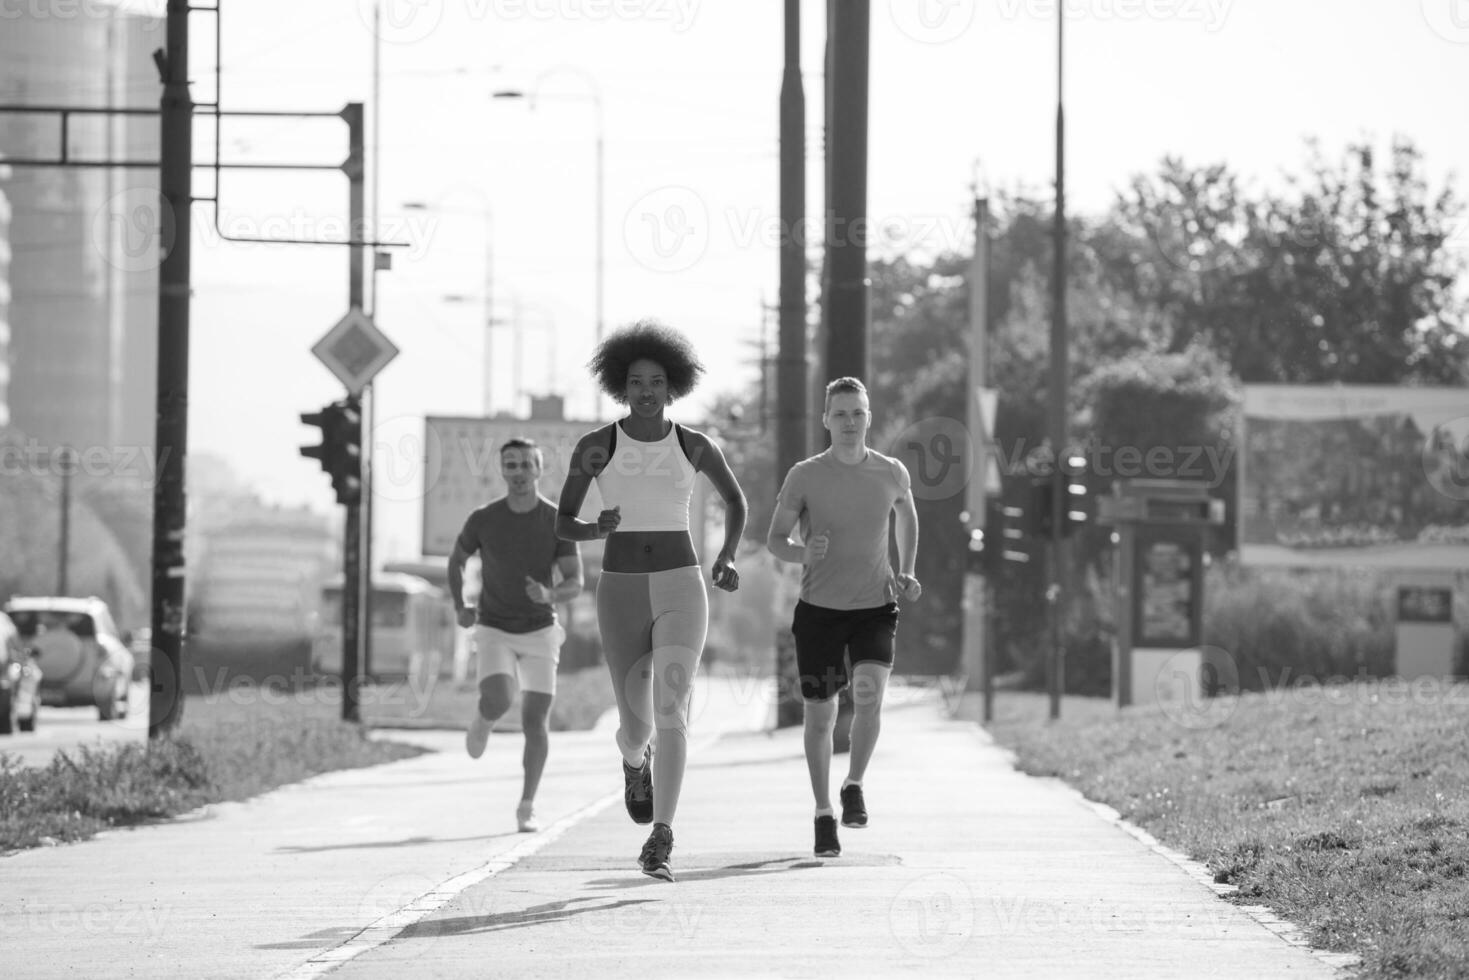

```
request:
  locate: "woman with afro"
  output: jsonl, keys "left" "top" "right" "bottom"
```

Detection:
{"left": 556, "top": 319, "right": 747, "bottom": 882}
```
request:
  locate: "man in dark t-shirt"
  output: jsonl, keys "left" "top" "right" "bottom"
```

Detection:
{"left": 448, "top": 438, "right": 582, "bottom": 832}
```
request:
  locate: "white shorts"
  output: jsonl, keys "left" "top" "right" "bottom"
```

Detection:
{"left": 473, "top": 623, "right": 565, "bottom": 695}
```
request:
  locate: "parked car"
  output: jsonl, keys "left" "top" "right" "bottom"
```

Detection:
{"left": 0, "top": 610, "right": 41, "bottom": 734}
{"left": 2, "top": 596, "right": 134, "bottom": 721}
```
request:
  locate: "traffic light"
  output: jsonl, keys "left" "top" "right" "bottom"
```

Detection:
{"left": 300, "top": 398, "right": 363, "bottom": 506}
{"left": 968, "top": 500, "right": 1031, "bottom": 576}
{"left": 1028, "top": 455, "right": 1091, "bottom": 538}
{"left": 331, "top": 399, "right": 362, "bottom": 506}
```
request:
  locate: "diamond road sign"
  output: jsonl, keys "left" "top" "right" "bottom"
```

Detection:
{"left": 312, "top": 307, "right": 399, "bottom": 395}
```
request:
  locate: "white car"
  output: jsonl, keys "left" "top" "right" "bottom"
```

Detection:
{"left": 2, "top": 596, "right": 134, "bottom": 721}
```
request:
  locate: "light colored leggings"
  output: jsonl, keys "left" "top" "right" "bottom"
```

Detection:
{"left": 597, "top": 566, "right": 709, "bottom": 825}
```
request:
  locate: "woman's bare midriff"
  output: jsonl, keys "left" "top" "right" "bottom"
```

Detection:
{"left": 603, "top": 530, "right": 697, "bottom": 573}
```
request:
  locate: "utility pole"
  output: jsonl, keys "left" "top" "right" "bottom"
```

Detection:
{"left": 778, "top": 0, "right": 807, "bottom": 482}
{"left": 824, "top": 0, "right": 870, "bottom": 385}
{"left": 150, "top": 0, "right": 192, "bottom": 738}
{"left": 775, "top": 0, "right": 809, "bottom": 729}
{"left": 342, "top": 102, "right": 367, "bottom": 724}
{"left": 57, "top": 447, "right": 72, "bottom": 596}
{"left": 964, "top": 195, "right": 992, "bottom": 720}
{"left": 1047, "top": 9, "right": 1068, "bottom": 721}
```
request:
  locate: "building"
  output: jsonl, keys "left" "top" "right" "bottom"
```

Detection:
{"left": 0, "top": 4, "right": 163, "bottom": 454}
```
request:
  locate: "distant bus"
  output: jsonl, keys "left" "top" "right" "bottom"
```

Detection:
{"left": 313, "top": 572, "right": 456, "bottom": 683}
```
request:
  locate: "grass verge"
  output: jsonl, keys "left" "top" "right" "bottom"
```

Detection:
{"left": 984, "top": 684, "right": 1469, "bottom": 980}
{"left": 0, "top": 666, "right": 618, "bottom": 854}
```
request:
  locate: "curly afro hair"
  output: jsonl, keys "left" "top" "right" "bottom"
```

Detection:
{"left": 588, "top": 319, "right": 705, "bottom": 404}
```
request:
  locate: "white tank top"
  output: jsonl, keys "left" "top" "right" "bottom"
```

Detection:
{"left": 595, "top": 420, "right": 698, "bottom": 532}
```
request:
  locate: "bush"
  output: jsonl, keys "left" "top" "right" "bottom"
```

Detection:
{"left": 1204, "top": 561, "right": 1396, "bottom": 689}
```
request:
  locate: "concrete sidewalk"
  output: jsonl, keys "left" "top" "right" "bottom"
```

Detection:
{"left": 0, "top": 677, "right": 1346, "bottom": 979}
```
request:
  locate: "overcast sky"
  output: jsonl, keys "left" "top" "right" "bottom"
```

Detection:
{"left": 78, "top": 0, "right": 1469, "bottom": 559}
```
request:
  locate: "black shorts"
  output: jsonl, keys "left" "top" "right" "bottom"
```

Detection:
{"left": 791, "top": 599, "right": 899, "bottom": 702}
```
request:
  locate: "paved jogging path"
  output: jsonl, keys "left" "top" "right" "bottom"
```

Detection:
{"left": 0, "top": 676, "right": 1346, "bottom": 979}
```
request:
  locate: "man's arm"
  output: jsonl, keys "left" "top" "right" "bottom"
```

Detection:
{"left": 447, "top": 541, "right": 476, "bottom": 628}
{"left": 766, "top": 502, "right": 808, "bottom": 565}
{"left": 892, "top": 487, "right": 922, "bottom": 601}
{"left": 894, "top": 488, "right": 919, "bottom": 577}
{"left": 548, "top": 552, "right": 584, "bottom": 603}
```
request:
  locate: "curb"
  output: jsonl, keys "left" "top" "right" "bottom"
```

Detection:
{"left": 966, "top": 723, "right": 1361, "bottom": 977}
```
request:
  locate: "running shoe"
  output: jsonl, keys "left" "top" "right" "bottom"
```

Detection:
{"left": 622, "top": 745, "right": 654, "bottom": 824}
{"left": 639, "top": 823, "right": 675, "bottom": 881}
{"left": 465, "top": 713, "right": 492, "bottom": 759}
{"left": 840, "top": 784, "right": 867, "bottom": 828}
{"left": 814, "top": 815, "right": 841, "bottom": 857}
{"left": 516, "top": 800, "right": 540, "bottom": 833}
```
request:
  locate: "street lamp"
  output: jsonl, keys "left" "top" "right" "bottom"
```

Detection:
{"left": 493, "top": 67, "right": 604, "bottom": 419}
{"left": 401, "top": 200, "right": 498, "bottom": 416}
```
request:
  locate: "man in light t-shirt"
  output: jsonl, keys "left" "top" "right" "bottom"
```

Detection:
{"left": 766, "top": 377, "right": 922, "bottom": 859}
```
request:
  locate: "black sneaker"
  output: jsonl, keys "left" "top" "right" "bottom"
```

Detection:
{"left": 640, "top": 823, "right": 675, "bottom": 881}
{"left": 622, "top": 745, "right": 654, "bottom": 825}
{"left": 814, "top": 815, "right": 841, "bottom": 857}
{"left": 840, "top": 784, "right": 867, "bottom": 828}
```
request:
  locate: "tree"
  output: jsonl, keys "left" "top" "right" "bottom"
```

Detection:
{"left": 1099, "top": 139, "right": 1469, "bottom": 385}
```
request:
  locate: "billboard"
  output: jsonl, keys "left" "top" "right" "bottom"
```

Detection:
{"left": 1239, "top": 385, "right": 1469, "bottom": 568}
{"left": 420, "top": 416, "right": 606, "bottom": 557}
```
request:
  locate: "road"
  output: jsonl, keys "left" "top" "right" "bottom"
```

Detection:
{"left": 0, "top": 680, "right": 149, "bottom": 768}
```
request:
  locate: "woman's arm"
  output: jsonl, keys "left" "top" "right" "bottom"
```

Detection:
{"left": 556, "top": 428, "right": 619, "bottom": 542}
{"left": 687, "top": 428, "right": 747, "bottom": 591}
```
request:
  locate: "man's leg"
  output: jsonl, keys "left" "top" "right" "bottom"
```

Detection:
{"left": 478, "top": 673, "right": 516, "bottom": 722}
{"left": 803, "top": 694, "right": 839, "bottom": 810}
{"left": 845, "top": 662, "right": 891, "bottom": 784}
{"left": 839, "top": 605, "right": 897, "bottom": 828}
{"left": 520, "top": 690, "right": 553, "bottom": 804}
{"left": 468, "top": 627, "right": 518, "bottom": 759}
